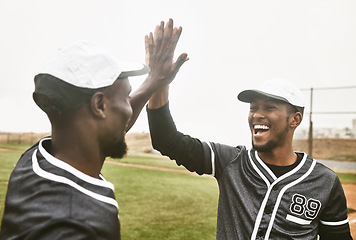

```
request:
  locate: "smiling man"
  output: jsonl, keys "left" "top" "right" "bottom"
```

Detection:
{"left": 147, "top": 79, "right": 353, "bottom": 239}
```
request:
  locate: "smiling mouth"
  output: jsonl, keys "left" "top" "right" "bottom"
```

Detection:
{"left": 254, "top": 124, "right": 270, "bottom": 135}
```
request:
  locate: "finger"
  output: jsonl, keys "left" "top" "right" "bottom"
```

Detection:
{"left": 164, "top": 53, "right": 188, "bottom": 84}
{"left": 154, "top": 25, "right": 159, "bottom": 42}
{"left": 145, "top": 33, "right": 155, "bottom": 65}
{"left": 166, "top": 26, "right": 182, "bottom": 59}
{"left": 148, "top": 32, "right": 154, "bottom": 54}
{"left": 145, "top": 34, "right": 150, "bottom": 55}
{"left": 154, "top": 21, "right": 164, "bottom": 50}
{"left": 160, "top": 18, "right": 173, "bottom": 52}
{"left": 172, "top": 26, "right": 182, "bottom": 50}
{"left": 172, "top": 53, "right": 189, "bottom": 74}
{"left": 145, "top": 35, "right": 149, "bottom": 65}
{"left": 148, "top": 32, "right": 155, "bottom": 65}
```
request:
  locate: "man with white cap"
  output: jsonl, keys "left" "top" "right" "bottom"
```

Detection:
{"left": 147, "top": 77, "right": 353, "bottom": 239}
{"left": 0, "top": 19, "right": 188, "bottom": 240}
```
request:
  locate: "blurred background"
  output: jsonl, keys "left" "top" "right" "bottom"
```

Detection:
{"left": 0, "top": 0, "right": 355, "bottom": 148}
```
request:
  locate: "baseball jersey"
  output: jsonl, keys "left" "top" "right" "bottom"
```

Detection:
{"left": 147, "top": 103, "right": 352, "bottom": 240}
{"left": 0, "top": 137, "right": 120, "bottom": 240}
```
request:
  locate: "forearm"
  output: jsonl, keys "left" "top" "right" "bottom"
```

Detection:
{"left": 148, "top": 85, "right": 169, "bottom": 110}
{"left": 147, "top": 102, "right": 177, "bottom": 154}
{"left": 127, "top": 81, "right": 170, "bottom": 132}
{"left": 126, "top": 75, "right": 165, "bottom": 131}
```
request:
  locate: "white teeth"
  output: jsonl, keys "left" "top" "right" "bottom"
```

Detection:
{"left": 254, "top": 125, "right": 269, "bottom": 130}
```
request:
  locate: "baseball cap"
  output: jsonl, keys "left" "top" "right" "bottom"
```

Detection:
{"left": 33, "top": 41, "right": 150, "bottom": 115}
{"left": 237, "top": 79, "right": 305, "bottom": 115}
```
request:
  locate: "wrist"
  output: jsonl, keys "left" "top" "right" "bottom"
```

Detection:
{"left": 148, "top": 85, "right": 169, "bottom": 109}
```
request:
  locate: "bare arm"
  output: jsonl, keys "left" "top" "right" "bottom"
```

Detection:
{"left": 147, "top": 85, "right": 169, "bottom": 109}
{"left": 127, "top": 19, "right": 188, "bottom": 131}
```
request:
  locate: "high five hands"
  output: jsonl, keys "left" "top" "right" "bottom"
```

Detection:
{"left": 145, "top": 18, "right": 189, "bottom": 89}
{"left": 126, "top": 19, "right": 188, "bottom": 130}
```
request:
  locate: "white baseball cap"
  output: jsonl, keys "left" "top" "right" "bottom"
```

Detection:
{"left": 38, "top": 40, "right": 150, "bottom": 89}
{"left": 237, "top": 79, "right": 305, "bottom": 115}
{"left": 33, "top": 41, "right": 150, "bottom": 115}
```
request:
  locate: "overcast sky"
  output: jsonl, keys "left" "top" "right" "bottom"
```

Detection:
{"left": 1, "top": 0, "right": 356, "bottom": 147}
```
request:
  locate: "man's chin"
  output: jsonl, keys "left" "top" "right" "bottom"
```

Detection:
{"left": 109, "top": 151, "right": 127, "bottom": 160}
{"left": 252, "top": 145, "right": 268, "bottom": 153}
{"left": 252, "top": 141, "right": 276, "bottom": 153}
{"left": 106, "top": 139, "right": 128, "bottom": 159}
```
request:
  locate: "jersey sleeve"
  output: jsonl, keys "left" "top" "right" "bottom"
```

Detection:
{"left": 205, "top": 141, "right": 245, "bottom": 179}
{"left": 318, "top": 175, "right": 353, "bottom": 239}
{"left": 147, "top": 103, "right": 245, "bottom": 177}
{"left": 147, "top": 103, "right": 213, "bottom": 175}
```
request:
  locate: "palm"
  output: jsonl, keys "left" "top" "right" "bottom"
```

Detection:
{"left": 145, "top": 19, "right": 188, "bottom": 86}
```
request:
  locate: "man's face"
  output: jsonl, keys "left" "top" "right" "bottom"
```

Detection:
{"left": 102, "top": 78, "right": 133, "bottom": 159}
{"left": 248, "top": 97, "right": 292, "bottom": 152}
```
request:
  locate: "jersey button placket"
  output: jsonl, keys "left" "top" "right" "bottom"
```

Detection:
{"left": 261, "top": 185, "right": 278, "bottom": 238}
{"left": 264, "top": 204, "right": 273, "bottom": 215}
{"left": 257, "top": 228, "right": 266, "bottom": 239}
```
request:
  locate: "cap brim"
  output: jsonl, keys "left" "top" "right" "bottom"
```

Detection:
{"left": 237, "top": 89, "right": 305, "bottom": 116}
{"left": 238, "top": 90, "right": 289, "bottom": 104}
{"left": 118, "top": 63, "right": 150, "bottom": 79}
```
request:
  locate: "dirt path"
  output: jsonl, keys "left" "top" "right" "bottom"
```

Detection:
{"left": 0, "top": 147, "right": 24, "bottom": 152}
{"left": 106, "top": 160, "right": 196, "bottom": 175}
{"left": 343, "top": 184, "right": 356, "bottom": 237}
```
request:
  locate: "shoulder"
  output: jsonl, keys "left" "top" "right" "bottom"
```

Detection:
{"left": 206, "top": 142, "right": 246, "bottom": 154}
{"left": 311, "top": 157, "right": 340, "bottom": 181}
{"left": 303, "top": 156, "right": 344, "bottom": 197}
{"left": 295, "top": 153, "right": 338, "bottom": 178}
{"left": 205, "top": 142, "right": 247, "bottom": 161}
{"left": 13, "top": 136, "right": 52, "bottom": 170}
{"left": 207, "top": 143, "right": 249, "bottom": 178}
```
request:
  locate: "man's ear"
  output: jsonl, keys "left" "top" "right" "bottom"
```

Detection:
{"left": 90, "top": 92, "right": 106, "bottom": 119}
{"left": 290, "top": 112, "right": 302, "bottom": 128}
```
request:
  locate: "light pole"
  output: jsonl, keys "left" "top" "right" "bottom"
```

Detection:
{"left": 308, "top": 88, "right": 313, "bottom": 157}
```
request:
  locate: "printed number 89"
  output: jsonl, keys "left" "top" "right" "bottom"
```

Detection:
{"left": 290, "top": 194, "right": 321, "bottom": 219}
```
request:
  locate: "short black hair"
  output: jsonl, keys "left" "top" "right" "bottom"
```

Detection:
{"left": 33, "top": 74, "right": 107, "bottom": 116}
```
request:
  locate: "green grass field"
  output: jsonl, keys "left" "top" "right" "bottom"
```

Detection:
{"left": 104, "top": 164, "right": 218, "bottom": 239}
{"left": 0, "top": 146, "right": 355, "bottom": 239}
{"left": 0, "top": 148, "right": 218, "bottom": 239}
{"left": 113, "top": 155, "right": 187, "bottom": 170}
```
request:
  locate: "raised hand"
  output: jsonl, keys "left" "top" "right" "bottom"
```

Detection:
{"left": 145, "top": 18, "right": 188, "bottom": 88}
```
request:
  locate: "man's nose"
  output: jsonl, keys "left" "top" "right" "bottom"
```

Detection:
{"left": 252, "top": 109, "right": 265, "bottom": 119}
